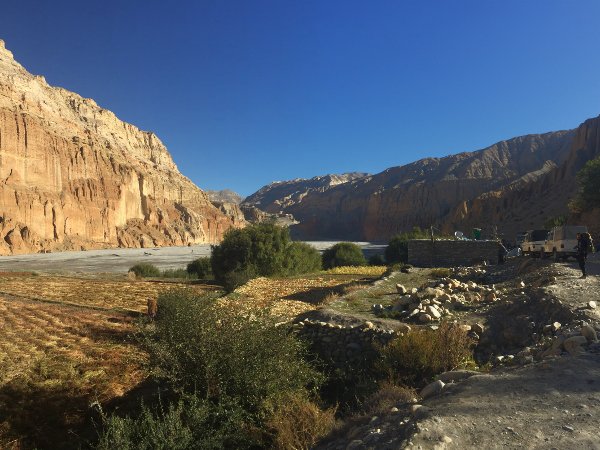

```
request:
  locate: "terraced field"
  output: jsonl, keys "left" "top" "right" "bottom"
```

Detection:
{"left": 0, "top": 295, "right": 145, "bottom": 449}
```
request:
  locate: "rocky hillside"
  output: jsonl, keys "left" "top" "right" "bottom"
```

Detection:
{"left": 447, "top": 115, "right": 600, "bottom": 239}
{"left": 206, "top": 189, "right": 243, "bottom": 204}
{"left": 244, "top": 130, "right": 578, "bottom": 241}
{"left": 243, "top": 172, "right": 369, "bottom": 213}
{"left": 0, "top": 40, "right": 243, "bottom": 255}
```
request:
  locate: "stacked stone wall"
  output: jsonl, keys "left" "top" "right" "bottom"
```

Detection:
{"left": 408, "top": 239, "right": 500, "bottom": 267}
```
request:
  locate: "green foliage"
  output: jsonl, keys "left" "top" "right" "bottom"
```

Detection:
{"left": 379, "top": 322, "right": 475, "bottom": 386}
{"left": 147, "top": 290, "right": 323, "bottom": 414}
{"left": 544, "top": 215, "right": 567, "bottom": 230}
{"left": 129, "top": 263, "right": 161, "bottom": 278}
{"left": 368, "top": 254, "right": 385, "bottom": 266}
{"left": 186, "top": 257, "right": 212, "bottom": 278}
{"left": 283, "top": 241, "right": 322, "bottom": 275}
{"left": 430, "top": 268, "right": 451, "bottom": 278}
{"left": 211, "top": 223, "right": 320, "bottom": 291}
{"left": 96, "top": 395, "right": 253, "bottom": 450}
{"left": 96, "top": 290, "right": 326, "bottom": 448}
{"left": 385, "top": 227, "right": 431, "bottom": 264}
{"left": 321, "top": 242, "right": 367, "bottom": 269}
{"left": 573, "top": 156, "right": 600, "bottom": 211}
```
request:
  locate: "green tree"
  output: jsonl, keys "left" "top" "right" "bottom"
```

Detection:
{"left": 573, "top": 156, "right": 600, "bottom": 211}
{"left": 211, "top": 223, "right": 321, "bottom": 291}
{"left": 321, "top": 242, "right": 366, "bottom": 269}
{"left": 385, "top": 227, "right": 430, "bottom": 264}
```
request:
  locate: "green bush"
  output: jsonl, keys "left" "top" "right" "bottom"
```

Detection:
{"left": 129, "top": 263, "right": 161, "bottom": 278}
{"left": 573, "top": 156, "right": 600, "bottom": 211}
{"left": 97, "top": 290, "right": 326, "bottom": 448}
{"left": 96, "top": 395, "right": 253, "bottom": 450}
{"left": 368, "top": 254, "right": 385, "bottom": 266}
{"left": 186, "top": 257, "right": 212, "bottom": 278}
{"left": 385, "top": 227, "right": 430, "bottom": 264}
{"left": 379, "top": 322, "right": 475, "bottom": 386}
{"left": 147, "top": 290, "right": 323, "bottom": 413}
{"left": 321, "top": 242, "right": 366, "bottom": 269}
{"left": 283, "top": 242, "right": 322, "bottom": 275}
{"left": 211, "top": 223, "right": 320, "bottom": 291}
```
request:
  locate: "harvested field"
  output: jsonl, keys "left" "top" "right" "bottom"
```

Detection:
{"left": 0, "top": 295, "right": 145, "bottom": 449}
{"left": 0, "top": 273, "right": 216, "bottom": 312}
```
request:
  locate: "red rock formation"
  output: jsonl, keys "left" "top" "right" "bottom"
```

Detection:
{"left": 0, "top": 40, "right": 243, "bottom": 255}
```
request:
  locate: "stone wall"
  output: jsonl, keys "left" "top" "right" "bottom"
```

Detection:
{"left": 293, "top": 319, "right": 396, "bottom": 368}
{"left": 408, "top": 239, "right": 500, "bottom": 267}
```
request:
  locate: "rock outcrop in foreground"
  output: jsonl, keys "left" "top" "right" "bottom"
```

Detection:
{"left": 0, "top": 40, "right": 243, "bottom": 255}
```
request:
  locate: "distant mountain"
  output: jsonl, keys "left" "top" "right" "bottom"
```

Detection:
{"left": 243, "top": 124, "right": 594, "bottom": 241}
{"left": 206, "top": 189, "right": 243, "bottom": 204}
{"left": 243, "top": 172, "right": 369, "bottom": 213}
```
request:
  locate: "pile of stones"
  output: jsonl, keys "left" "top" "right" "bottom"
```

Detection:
{"left": 374, "top": 278, "right": 503, "bottom": 324}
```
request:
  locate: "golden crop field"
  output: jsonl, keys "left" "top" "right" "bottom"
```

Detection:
{"left": 0, "top": 273, "right": 216, "bottom": 312}
{"left": 0, "top": 295, "right": 145, "bottom": 449}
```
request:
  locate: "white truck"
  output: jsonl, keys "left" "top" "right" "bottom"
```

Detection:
{"left": 521, "top": 229, "right": 549, "bottom": 257}
{"left": 542, "top": 225, "right": 588, "bottom": 261}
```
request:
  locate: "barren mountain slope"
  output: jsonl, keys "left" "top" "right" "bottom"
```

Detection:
{"left": 248, "top": 130, "right": 575, "bottom": 241}
{"left": 0, "top": 40, "right": 243, "bottom": 255}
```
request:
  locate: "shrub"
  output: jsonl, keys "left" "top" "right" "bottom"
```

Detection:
{"left": 379, "top": 322, "right": 475, "bottom": 386}
{"left": 146, "top": 290, "right": 323, "bottom": 414}
{"left": 97, "top": 290, "right": 327, "bottom": 448}
{"left": 96, "top": 395, "right": 254, "bottom": 450}
{"left": 322, "top": 242, "right": 366, "bottom": 269}
{"left": 283, "top": 242, "right": 322, "bottom": 275}
{"left": 573, "top": 156, "right": 600, "bottom": 211}
{"left": 368, "top": 254, "right": 385, "bottom": 266}
{"left": 266, "top": 393, "right": 336, "bottom": 450}
{"left": 186, "top": 257, "right": 212, "bottom": 278}
{"left": 129, "top": 263, "right": 160, "bottom": 278}
{"left": 211, "top": 223, "right": 320, "bottom": 291}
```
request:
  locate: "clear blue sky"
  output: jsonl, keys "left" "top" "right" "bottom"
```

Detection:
{"left": 1, "top": 1, "right": 599, "bottom": 196}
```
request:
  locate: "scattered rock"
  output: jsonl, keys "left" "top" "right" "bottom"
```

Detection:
{"left": 472, "top": 323, "right": 484, "bottom": 334}
{"left": 410, "top": 404, "right": 430, "bottom": 419}
{"left": 396, "top": 284, "right": 408, "bottom": 295}
{"left": 437, "top": 370, "right": 479, "bottom": 383}
{"left": 420, "top": 380, "right": 445, "bottom": 399}
{"left": 580, "top": 324, "right": 598, "bottom": 343}
{"left": 588, "top": 301, "right": 597, "bottom": 309}
{"left": 563, "top": 336, "right": 588, "bottom": 355}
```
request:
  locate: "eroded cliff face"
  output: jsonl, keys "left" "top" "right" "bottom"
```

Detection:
{"left": 245, "top": 129, "right": 577, "bottom": 241}
{"left": 0, "top": 40, "right": 243, "bottom": 255}
{"left": 445, "top": 115, "right": 600, "bottom": 239}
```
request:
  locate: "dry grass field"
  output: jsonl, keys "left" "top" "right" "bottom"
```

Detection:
{"left": 0, "top": 295, "right": 145, "bottom": 449}
{"left": 0, "top": 273, "right": 216, "bottom": 312}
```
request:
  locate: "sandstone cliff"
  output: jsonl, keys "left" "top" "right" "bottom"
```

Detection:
{"left": 245, "top": 129, "right": 579, "bottom": 241}
{"left": 0, "top": 40, "right": 243, "bottom": 255}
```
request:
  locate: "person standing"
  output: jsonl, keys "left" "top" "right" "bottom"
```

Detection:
{"left": 575, "top": 232, "right": 591, "bottom": 278}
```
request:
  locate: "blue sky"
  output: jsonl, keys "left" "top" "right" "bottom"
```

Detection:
{"left": 1, "top": 1, "right": 599, "bottom": 196}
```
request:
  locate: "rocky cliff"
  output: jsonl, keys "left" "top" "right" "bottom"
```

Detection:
{"left": 245, "top": 129, "right": 580, "bottom": 241}
{"left": 0, "top": 40, "right": 243, "bottom": 255}
{"left": 446, "top": 115, "right": 600, "bottom": 239}
{"left": 243, "top": 172, "right": 369, "bottom": 213}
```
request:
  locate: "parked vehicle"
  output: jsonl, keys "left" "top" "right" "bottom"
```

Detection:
{"left": 516, "top": 232, "right": 527, "bottom": 247}
{"left": 520, "top": 229, "right": 549, "bottom": 257}
{"left": 542, "top": 225, "right": 589, "bottom": 261}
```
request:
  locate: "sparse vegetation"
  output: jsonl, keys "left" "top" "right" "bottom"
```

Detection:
{"left": 129, "top": 263, "right": 161, "bottom": 278}
{"left": 430, "top": 267, "right": 451, "bottom": 278}
{"left": 380, "top": 321, "right": 475, "bottom": 386}
{"left": 322, "top": 242, "right": 367, "bottom": 269}
{"left": 544, "top": 214, "right": 568, "bottom": 230}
